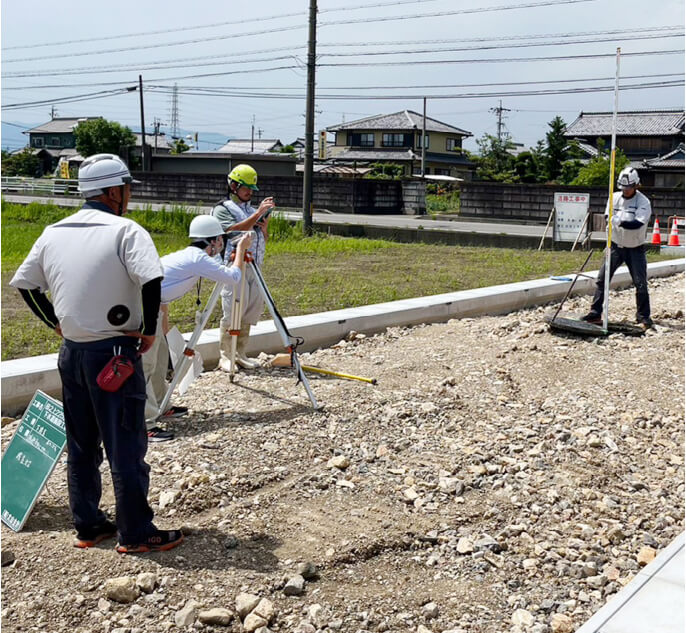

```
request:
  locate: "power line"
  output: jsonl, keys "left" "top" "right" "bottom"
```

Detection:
{"left": 3, "top": 0, "right": 598, "bottom": 63}
{"left": 5, "top": 32, "right": 682, "bottom": 79}
{"left": 5, "top": 78, "right": 683, "bottom": 112}
{"left": 4, "top": 47, "right": 681, "bottom": 84}
{"left": 320, "top": 25, "right": 682, "bottom": 48}
{"left": 1, "top": 0, "right": 445, "bottom": 51}
{"left": 319, "top": 48, "right": 684, "bottom": 69}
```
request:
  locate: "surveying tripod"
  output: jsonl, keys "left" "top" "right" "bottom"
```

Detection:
{"left": 152, "top": 251, "right": 320, "bottom": 420}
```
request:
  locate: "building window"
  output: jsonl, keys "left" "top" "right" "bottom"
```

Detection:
{"left": 416, "top": 134, "right": 429, "bottom": 149}
{"left": 382, "top": 133, "right": 406, "bottom": 147}
{"left": 359, "top": 133, "right": 374, "bottom": 147}
{"left": 33, "top": 137, "right": 44, "bottom": 147}
{"left": 50, "top": 137, "right": 60, "bottom": 147}
{"left": 347, "top": 132, "right": 374, "bottom": 147}
{"left": 434, "top": 168, "right": 451, "bottom": 176}
{"left": 446, "top": 138, "right": 461, "bottom": 151}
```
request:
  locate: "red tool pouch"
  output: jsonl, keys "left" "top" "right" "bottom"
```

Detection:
{"left": 96, "top": 347, "right": 135, "bottom": 392}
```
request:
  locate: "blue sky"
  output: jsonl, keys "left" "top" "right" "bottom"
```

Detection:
{"left": 1, "top": 0, "right": 683, "bottom": 153}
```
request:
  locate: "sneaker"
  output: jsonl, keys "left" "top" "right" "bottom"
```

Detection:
{"left": 581, "top": 312, "right": 602, "bottom": 325}
{"left": 74, "top": 519, "right": 117, "bottom": 549}
{"left": 116, "top": 529, "right": 184, "bottom": 554}
{"left": 147, "top": 426, "right": 175, "bottom": 442}
{"left": 161, "top": 406, "right": 188, "bottom": 419}
{"left": 638, "top": 320, "right": 654, "bottom": 331}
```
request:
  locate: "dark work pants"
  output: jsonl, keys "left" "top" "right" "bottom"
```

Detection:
{"left": 58, "top": 336, "right": 155, "bottom": 544}
{"left": 590, "top": 243, "right": 651, "bottom": 323}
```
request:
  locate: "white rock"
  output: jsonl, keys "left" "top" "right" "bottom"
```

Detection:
{"left": 243, "top": 613, "right": 268, "bottom": 632}
{"left": 283, "top": 575, "right": 306, "bottom": 596}
{"left": 198, "top": 607, "right": 233, "bottom": 626}
{"left": 550, "top": 613, "right": 574, "bottom": 633}
{"left": 307, "top": 603, "right": 327, "bottom": 628}
{"left": 175, "top": 600, "right": 199, "bottom": 628}
{"left": 158, "top": 490, "right": 177, "bottom": 509}
{"left": 511, "top": 609, "right": 534, "bottom": 627}
{"left": 104, "top": 577, "right": 140, "bottom": 604}
{"left": 456, "top": 537, "right": 474, "bottom": 554}
{"left": 422, "top": 602, "right": 439, "bottom": 619}
{"left": 252, "top": 598, "right": 275, "bottom": 623}
{"left": 135, "top": 572, "right": 157, "bottom": 594}
{"left": 235, "top": 593, "right": 260, "bottom": 619}
{"left": 327, "top": 455, "right": 351, "bottom": 470}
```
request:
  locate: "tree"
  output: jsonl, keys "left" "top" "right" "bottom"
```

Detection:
{"left": 170, "top": 138, "right": 190, "bottom": 154}
{"left": 472, "top": 133, "right": 517, "bottom": 182}
{"left": 544, "top": 116, "right": 568, "bottom": 181}
{"left": 364, "top": 162, "right": 404, "bottom": 179}
{"left": 74, "top": 118, "right": 136, "bottom": 158}
{"left": 279, "top": 144, "right": 295, "bottom": 153}
{"left": 571, "top": 141, "right": 630, "bottom": 186}
{"left": 2, "top": 148, "right": 41, "bottom": 177}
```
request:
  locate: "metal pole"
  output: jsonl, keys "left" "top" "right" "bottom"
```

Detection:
{"left": 421, "top": 97, "right": 427, "bottom": 177}
{"left": 538, "top": 206, "right": 555, "bottom": 251}
{"left": 138, "top": 75, "right": 147, "bottom": 171}
{"left": 602, "top": 48, "right": 621, "bottom": 332}
{"left": 302, "top": 0, "right": 317, "bottom": 236}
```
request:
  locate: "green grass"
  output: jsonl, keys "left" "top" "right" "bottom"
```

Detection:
{"left": 1, "top": 201, "right": 676, "bottom": 360}
{"left": 427, "top": 191, "right": 461, "bottom": 215}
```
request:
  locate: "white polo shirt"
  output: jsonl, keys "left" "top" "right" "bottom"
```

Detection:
{"left": 160, "top": 246, "right": 242, "bottom": 304}
{"left": 10, "top": 203, "right": 163, "bottom": 342}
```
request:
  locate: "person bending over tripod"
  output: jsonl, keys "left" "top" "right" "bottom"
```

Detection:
{"left": 143, "top": 215, "right": 252, "bottom": 440}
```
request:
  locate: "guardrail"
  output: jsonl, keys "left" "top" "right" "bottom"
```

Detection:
{"left": 1, "top": 177, "right": 79, "bottom": 196}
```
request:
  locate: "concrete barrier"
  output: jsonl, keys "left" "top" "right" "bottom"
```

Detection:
{"left": 1, "top": 259, "right": 683, "bottom": 415}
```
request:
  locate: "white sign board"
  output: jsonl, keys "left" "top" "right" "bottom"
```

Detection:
{"left": 554, "top": 192, "right": 590, "bottom": 242}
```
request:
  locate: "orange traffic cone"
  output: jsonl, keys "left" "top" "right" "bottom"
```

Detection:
{"left": 668, "top": 218, "right": 680, "bottom": 246}
{"left": 651, "top": 219, "right": 662, "bottom": 245}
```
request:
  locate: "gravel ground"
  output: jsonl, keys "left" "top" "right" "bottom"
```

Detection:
{"left": 2, "top": 273, "right": 684, "bottom": 633}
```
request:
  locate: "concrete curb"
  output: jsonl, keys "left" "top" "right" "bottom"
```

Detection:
{"left": 1, "top": 259, "right": 683, "bottom": 415}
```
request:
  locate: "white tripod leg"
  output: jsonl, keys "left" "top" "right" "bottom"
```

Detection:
{"left": 153, "top": 281, "right": 224, "bottom": 421}
{"left": 247, "top": 261, "right": 321, "bottom": 410}
{"left": 227, "top": 262, "right": 247, "bottom": 381}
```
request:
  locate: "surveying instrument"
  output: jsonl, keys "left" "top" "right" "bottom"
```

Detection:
{"left": 153, "top": 238, "right": 321, "bottom": 420}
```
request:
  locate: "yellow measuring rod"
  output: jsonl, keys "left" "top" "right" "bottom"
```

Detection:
{"left": 301, "top": 365, "right": 377, "bottom": 385}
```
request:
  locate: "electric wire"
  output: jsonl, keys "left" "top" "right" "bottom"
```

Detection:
{"left": 4, "top": 31, "right": 682, "bottom": 79}
{"left": 4, "top": 78, "right": 682, "bottom": 111}
{"left": 3, "top": 0, "right": 599, "bottom": 63}
{"left": 1, "top": 0, "right": 447, "bottom": 51}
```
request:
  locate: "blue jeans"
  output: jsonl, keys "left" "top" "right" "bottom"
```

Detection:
{"left": 58, "top": 337, "right": 155, "bottom": 544}
{"left": 590, "top": 243, "right": 651, "bottom": 323}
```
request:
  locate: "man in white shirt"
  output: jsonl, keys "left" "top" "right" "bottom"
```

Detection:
{"left": 143, "top": 215, "right": 252, "bottom": 437}
{"left": 582, "top": 167, "right": 653, "bottom": 329}
{"left": 10, "top": 153, "right": 182, "bottom": 554}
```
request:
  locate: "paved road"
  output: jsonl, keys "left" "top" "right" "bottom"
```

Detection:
{"left": 5, "top": 193, "right": 679, "bottom": 245}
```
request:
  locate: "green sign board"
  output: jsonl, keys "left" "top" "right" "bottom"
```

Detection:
{"left": 1, "top": 390, "right": 67, "bottom": 532}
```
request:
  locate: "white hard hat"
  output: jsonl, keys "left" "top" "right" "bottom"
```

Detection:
{"left": 617, "top": 166, "right": 640, "bottom": 187}
{"left": 189, "top": 215, "right": 224, "bottom": 240}
{"left": 78, "top": 153, "right": 139, "bottom": 196}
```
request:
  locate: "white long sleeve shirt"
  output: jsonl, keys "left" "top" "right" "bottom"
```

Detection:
{"left": 605, "top": 190, "right": 652, "bottom": 249}
{"left": 160, "top": 246, "right": 241, "bottom": 304}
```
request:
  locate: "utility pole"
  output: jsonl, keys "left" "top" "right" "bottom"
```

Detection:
{"left": 489, "top": 99, "right": 511, "bottom": 143}
{"left": 421, "top": 97, "right": 427, "bottom": 177}
{"left": 251, "top": 115, "right": 255, "bottom": 152}
{"left": 50, "top": 105, "right": 57, "bottom": 120}
{"left": 302, "top": 0, "right": 317, "bottom": 236}
{"left": 138, "top": 75, "right": 148, "bottom": 171}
